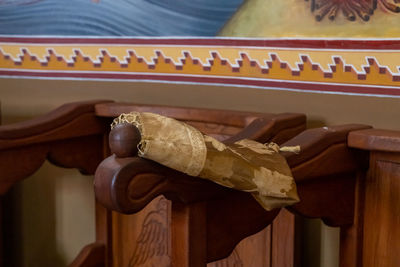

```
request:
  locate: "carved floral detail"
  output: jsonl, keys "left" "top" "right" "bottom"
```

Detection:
{"left": 305, "top": 0, "right": 400, "bottom": 21}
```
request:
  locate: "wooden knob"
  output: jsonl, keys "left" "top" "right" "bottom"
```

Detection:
{"left": 109, "top": 123, "right": 141, "bottom": 157}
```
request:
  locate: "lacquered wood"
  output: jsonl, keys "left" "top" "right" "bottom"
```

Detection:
{"left": 339, "top": 172, "right": 365, "bottom": 267}
{"left": 95, "top": 203, "right": 113, "bottom": 267}
{"left": 69, "top": 242, "right": 105, "bottom": 267}
{"left": 282, "top": 124, "right": 371, "bottom": 167}
{"left": 1, "top": 101, "right": 305, "bottom": 267}
{"left": 95, "top": 102, "right": 307, "bottom": 144}
{"left": 0, "top": 100, "right": 112, "bottom": 194}
{"left": 7, "top": 100, "right": 399, "bottom": 267}
{"left": 111, "top": 196, "right": 171, "bottom": 267}
{"left": 172, "top": 201, "right": 207, "bottom": 267}
{"left": 286, "top": 125, "right": 369, "bottom": 228}
{"left": 95, "top": 122, "right": 371, "bottom": 265}
{"left": 208, "top": 224, "right": 272, "bottom": 267}
{"left": 271, "top": 209, "right": 299, "bottom": 267}
{"left": 0, "top": 100, "right": 115, "bottom": 266}
{"left": 344, "top": 129, "right": 400, "bottom": 267}
{"left": 348, "top": 128, "right": 400, "bottom": 152}
{"left": 109, "top": 123, "right": 140, "bottom": 157}
{"left": 362, "top": 152, "right": 400, "bottom": 267}
{"left": 95, "top": 108, "right": 306, "bottom": 267}
{"left": 0, "top": 100, "right": 110, "bottom": 141}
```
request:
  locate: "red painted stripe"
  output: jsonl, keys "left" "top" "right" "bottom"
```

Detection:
{"left": 1, "top": 70, "right": 399, "bottom": 96}
{"left": 1, "top": 37, "right": 400, "bottom": 50}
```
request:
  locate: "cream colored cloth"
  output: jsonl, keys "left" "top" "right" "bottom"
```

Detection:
{"left": 112, "top": 112, "right": 300, "bottom": 210}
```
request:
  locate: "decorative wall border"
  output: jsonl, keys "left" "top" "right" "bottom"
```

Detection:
{"left": 1, "top": 36, "right": 400, "bottom": 97}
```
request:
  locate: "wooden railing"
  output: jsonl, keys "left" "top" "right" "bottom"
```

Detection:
{"left": 1, "top": 100, "right": 399, "bottom": 267}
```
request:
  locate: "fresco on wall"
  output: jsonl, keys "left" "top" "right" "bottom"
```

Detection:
{"left": 1, "top": 0, "right": 400, "bottom": 97}
{"left": 0, "top": 0, "right": 243, "bottom": 36}
{"left": 2, "top": 0, "right": 400, "bottom": 37}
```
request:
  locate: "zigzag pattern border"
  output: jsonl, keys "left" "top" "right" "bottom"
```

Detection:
{"left": 1, "top": 48, "right": 399, "bottom": 83}
{"left": 1, "top": 37, "right": 400, "bottom": 97}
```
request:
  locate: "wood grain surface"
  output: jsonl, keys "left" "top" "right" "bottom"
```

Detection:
{"left": 0, "top": 100, "right": 112, "bottom": 194}
{"left": 94, "top": 106, "right": 306, "bottom": 267}
{"left": 95, "top": 120, "right": 374, "bottom": 266}
{"left": 362, "top": 152, "right": 400, "bottom": 267}
{"left": 69, "top": 242, "right": 105, "bottom": 267}
{"left": 348, "top": 128, "right": 400, "bottom": 152}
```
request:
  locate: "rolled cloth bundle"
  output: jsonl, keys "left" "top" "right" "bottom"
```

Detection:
{"left": 111, "top": 112, "right": 300, "bottom": 210}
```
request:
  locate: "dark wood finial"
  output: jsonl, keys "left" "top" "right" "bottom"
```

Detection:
{"left": 109, "top": 123, "right": 141, "bottom": 158}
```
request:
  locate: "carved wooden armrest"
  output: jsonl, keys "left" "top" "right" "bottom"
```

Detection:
{"left": 94, "top": 110, "right": 306, "bottom": 213}
{"left": 94, "top": 102, "right": 306, "bottom": 143}
{"left": 94, "top": 111, "right": 305, "bottom": 263}
{"left": 283, "top": 124, "right": 371, "bottom": 226}
{"left": 0, "top": 100, "right": 112, "bottom": 194}
{"left": 94, "top": 118, "right": 371, "bottom": 264}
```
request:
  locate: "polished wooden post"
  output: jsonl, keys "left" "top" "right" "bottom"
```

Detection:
{"left": 171, "top": 201, "right": 207, "bottom": 267}
{"left": 348, "top": 129, "right": 400, "bottom": 267}
{"left": 339, "top": 171, "right": 365, "bottom": 267}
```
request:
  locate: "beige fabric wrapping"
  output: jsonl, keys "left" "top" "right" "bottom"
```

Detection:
{"left": 111, "top": 112, "right": 300, "bottom": 210}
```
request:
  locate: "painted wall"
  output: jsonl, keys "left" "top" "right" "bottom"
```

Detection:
{"left": 1, "top": 78, "right": 399, "bottom": 266}
{"left": 221, "top": 0, "right": 400, "bottom": 37}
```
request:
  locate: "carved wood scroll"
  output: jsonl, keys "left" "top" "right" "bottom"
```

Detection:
{"left": 94, "top": 101, "right": 371, "bottom": 264}
{"left": 94, "top": 110, "right": 306, "bottom": 214}
{"left": 0, "top": 100, "right": 112, "bottom": 194}
{"left": 94, "top": 109, "right": 306, "bottom": 265}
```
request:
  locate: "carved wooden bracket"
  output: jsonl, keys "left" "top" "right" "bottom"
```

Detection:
{"left": 94, "top": 111, "right": 305, "bottom": 262}
{"left": 94, "top": 111, "right": 306, "bottom": 213}
{"left": 0, "top": 100, "right": 112, "bottom": 194}
{"left": 94, "top": 119, "right": 371, "bottom": 263}
{"left": 283, "top": 124, "right": 371, "bottom": 226}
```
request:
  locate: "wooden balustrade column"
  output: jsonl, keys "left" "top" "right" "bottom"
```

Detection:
{"left": 171, "top": 201, "right": 207, "bottom": 267}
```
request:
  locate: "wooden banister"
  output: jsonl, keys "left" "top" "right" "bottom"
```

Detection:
{"left": 0, "top": 101, "right": 307, "bottom": 266}
{"left": 94, "top": 110, "right": 306, "bottom": 265}
{"left": 3, "top": 100, "right": 398, "bottom": 267}
{"left": 94, "top": 114, "right": 372, "bottom": 265}
{"left": 0, "top": 100, "right": 112, "bottom": 194}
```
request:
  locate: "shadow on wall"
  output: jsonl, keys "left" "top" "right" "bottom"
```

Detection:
{"left": 4, "top": 161, "right": 65, "bottom": 266}
{"left": 301, "top": 218, "right": 321, "bottom": 267}
{"left": 3, "top": 160, "right": 96, "bottom": 267}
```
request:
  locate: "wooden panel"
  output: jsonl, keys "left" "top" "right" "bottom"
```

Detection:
{"left": 363, "top": 152, "right": 400, "bottom": 267}
{"left": 339, "top": 172, "right": 365, "bottom": 267}
{"left": 111, "top": 196, "right": 171, "bottom": 267}
{"left": 171, "top": 201, "right": 207, "bottom": 267}
{"left": 348, "top": 129, "right": 400, "bottom": 153}
{"left": 272, "top": 209, "right": 297, "bottom": 267}
{"left": 69, "top": 242, "right": 105, "bottom": 267}
{"left": 111, "top": 195, "right": 276, "bottom": 267}
{"left": 110, "top": 197, "right": 298, "bottom": 267}
{"left": 97, "top": 105, "right": 306, "bottom": 267}
{"left": 208, "top": 226, "right": 271, "bottom": 267}
{"left": 207, "top": 209, "right": 298, "bottom": 267}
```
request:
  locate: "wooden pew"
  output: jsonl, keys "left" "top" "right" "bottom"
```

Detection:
{"left": 2, "top": 101, "right": 399, "bottom": 266}
{"left": 0, "top": 101, "right": 306, "bottom": 266}
{"left": 92, "top": 102, "right": 306, "bottom": 267}
{"left": 95, "top": 121, "right": 373, "bottom": 267}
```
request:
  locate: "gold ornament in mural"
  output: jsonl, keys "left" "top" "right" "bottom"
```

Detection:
{"left": 305, "top": 0, "right": 400, "bottom": 21}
